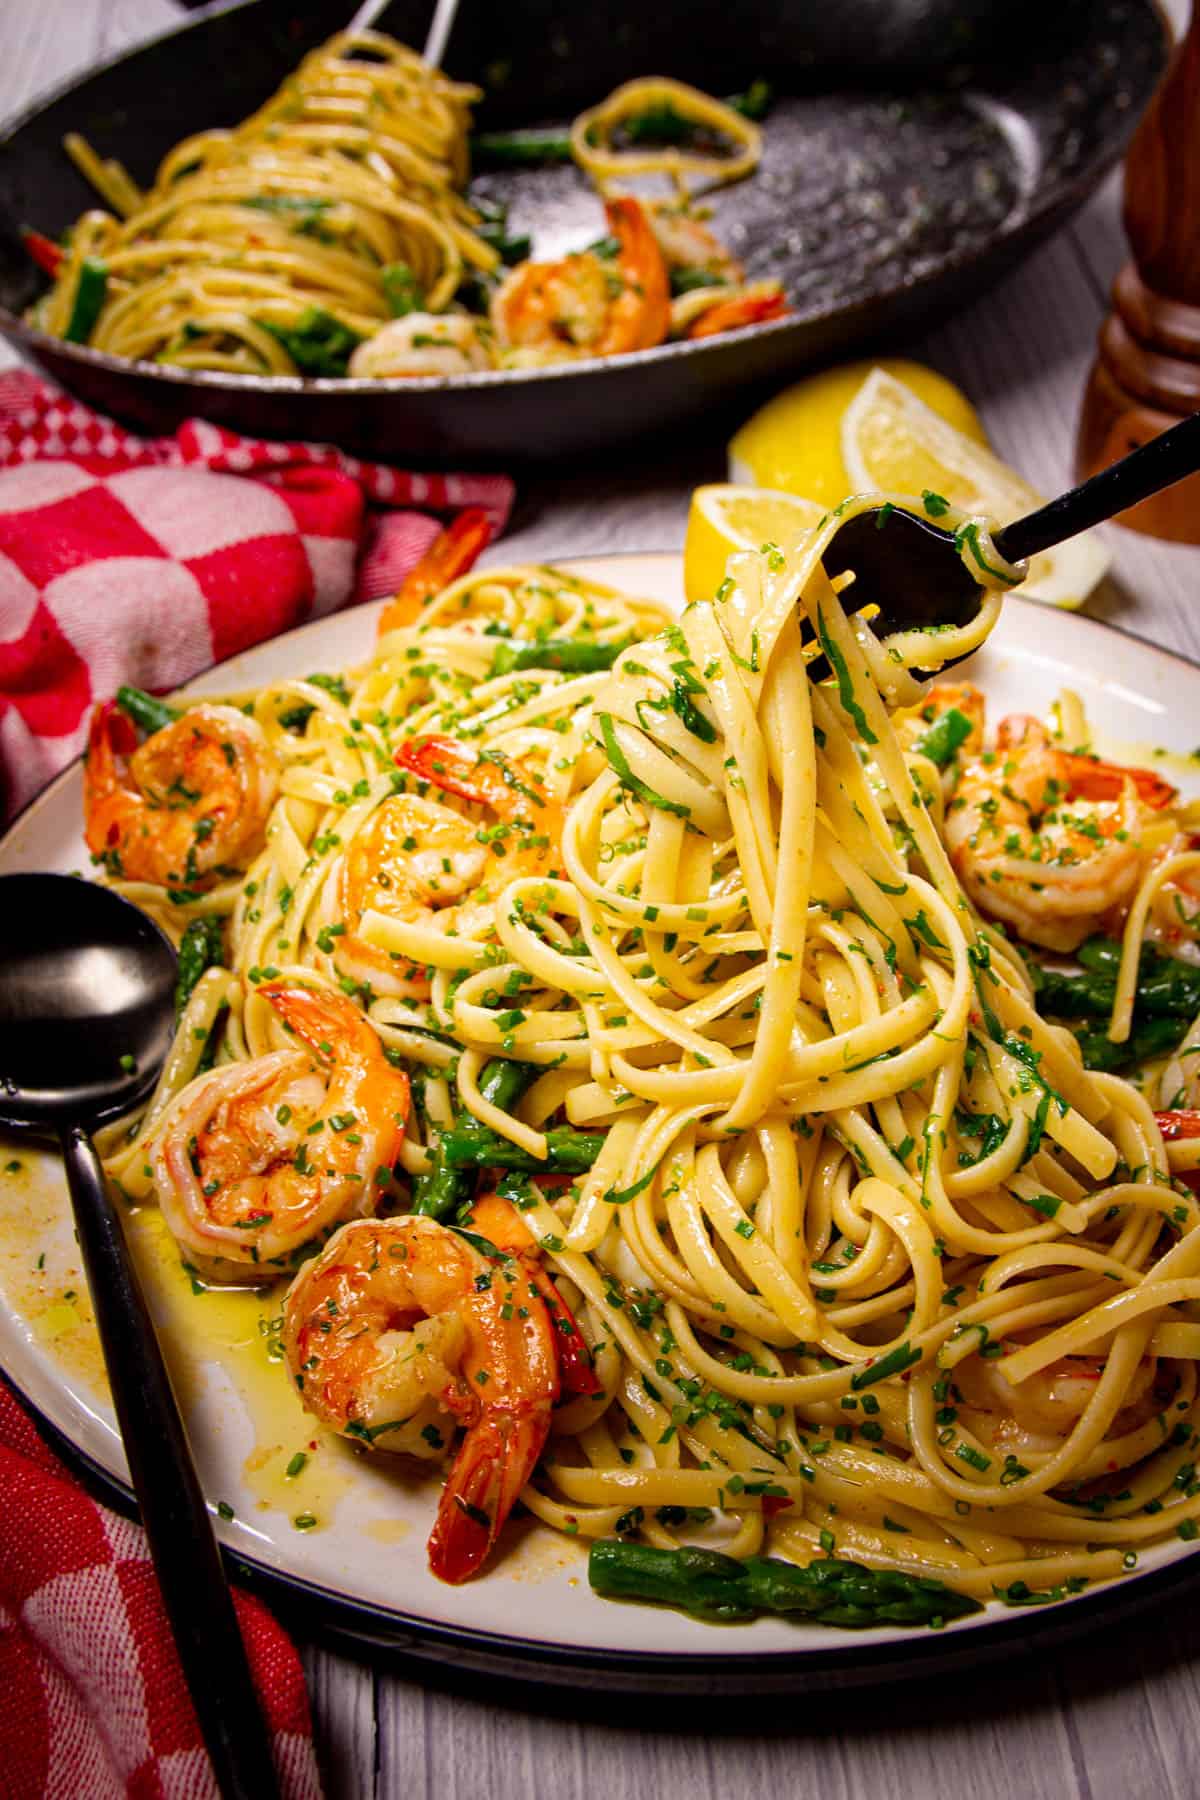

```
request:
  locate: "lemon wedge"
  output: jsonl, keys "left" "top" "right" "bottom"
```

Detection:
{"left": 684, "top": 484, "right": 825, "bottom": 603}
{"left": 841, "top": 368, "right": 1110, "bottom": 608}
{"left": 728, "top": 357, "right": 986, "bottom": 508}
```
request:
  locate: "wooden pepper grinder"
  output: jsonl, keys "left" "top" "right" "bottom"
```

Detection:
{"left": 1076, "top": 1, "right": 1200, "bottom": 541}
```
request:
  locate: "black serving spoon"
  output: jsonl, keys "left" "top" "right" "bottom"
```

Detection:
{"left": 0, "top": 875, "right": 280, "bottom": 1800}
{"left": 822, "top": 410, "right": 1200, "bottom": 662}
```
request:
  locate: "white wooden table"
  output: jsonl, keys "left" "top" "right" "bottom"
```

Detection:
{"left": 4, "top": 4, "right": 1200, "bottom": 1796}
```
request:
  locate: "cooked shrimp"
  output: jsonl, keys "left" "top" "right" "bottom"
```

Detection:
{"left": 685, "top": 287, "right": 788, "bottom": 339}
{"left": 954, "top": 1351, "right": 1158, "bottom": 1456}
{"left": 282, "top": 1214, "right": 558, "bottom": 1580}
{"left": 332, "top": 737, "right": 561, "bottom": 994}
{"left": 394, "top": 734, "right": 562, "bottom": 881}
{"left": 491, "top": 196, "right": 670, "bottom": 361}
{"left": 84, "top": 700, "right": 278, "bottom": 888}
{"left": 152, "top": 983, "right": 410, "bottom": 1280}
{"left": 348, "top": 314, "right": 495, "bottom": 378}
{"left": 647, "top": 204, "right": 743, "bottom": 284}
{"left": 468, "top": 1192, "right": 602, "bottom": 1397}
{"left": 946, "top": 714, "right": 1173, "bottom": 952}
{"left": 332, "top": 791, "right": 492, "bottom": 994}
{"left": 376, "top": 509, "right": 492, "bottom": 636}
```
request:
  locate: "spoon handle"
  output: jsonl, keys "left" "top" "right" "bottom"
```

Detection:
{"left": 996, "top": 411, "right": 1200, "bottom": 564}
{"left": 59, "top": 1124, "right": 282, "bottom": 1800}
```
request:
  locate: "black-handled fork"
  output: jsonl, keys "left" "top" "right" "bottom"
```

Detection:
{"left": 820, "top": 411, "right": 1200, "bottom": 659}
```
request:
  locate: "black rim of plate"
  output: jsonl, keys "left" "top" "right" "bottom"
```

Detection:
{"left": 4, "top": 568, "right": 1200, "bottom": 1690}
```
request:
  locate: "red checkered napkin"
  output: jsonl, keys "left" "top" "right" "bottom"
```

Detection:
{"left": 0, "top": 370, "right": 513, "bottom": 821}
{"left": 0, "top": 1379, "right": 322, "bottom": 1799}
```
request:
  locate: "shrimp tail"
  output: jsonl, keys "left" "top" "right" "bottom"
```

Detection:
{"left": 260, "top": 981, "right": 373, "bottom": 1057}
{"left": 687, "top": 290, "right": 789, "bottom": 340}
{"left": 428, "top": 1403, "right": 551, "bottom": 1583}
{"left": 376, "top": 508, "right": 492, "bottom": 636}
{"left": 466, "top": 1193, "right": 601, "bottom": 1398}
{"left": 604, "top": 196, "right": 670, "bottom": 352}
{"left": 996, "top": 716, "right": 1177, "bottom": 811}
{"left": 1062, "top": 751, "right": 1177, "bottom": 811}
{"left": 83, "top": 701, "right": 138, "bottom": 858}
{"left": 394, "top": 734, "right": 517, "bottom": 812}
{"left": 258, "top": 981, "right": 412, "bottom": 1123}
{"left": 529, "top": 1266, "right": 603, "bottom": 1397}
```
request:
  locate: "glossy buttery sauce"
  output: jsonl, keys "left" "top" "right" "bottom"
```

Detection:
{"left": 0, "top": 1137, "right": 584, "bottom": 1584}
{"left": 0, "top": 1140, "right": 359, "bottom": 1527}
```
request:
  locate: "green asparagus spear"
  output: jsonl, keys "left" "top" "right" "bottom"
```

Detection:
{"left": 588, "top": 1542, "right": 981, "bottom": 1628}
{"left": 1141, "top": 964, "right": 1200, "bottom": 1015}
{"left": 1076, "top": 936, "right": 1122, "bottom": 975}
{"left": 469, "top": 127, "right": 576, "bottom": 167}
{"left": 116, "top": 685, "right": 180, "bottom": 736}
{"left": 1033, "top": 932, "right": 1200, "bottom": 1072}
{"left": 174, "top": 917, "right": 225, "bottom": 1018}
{"left": 914, "top": 707, "right": 973, "bottom": 769}
{"left": 669, "top": 266, "right": 729, "bottom": 297}
{"left": 474, "top": 223, "right": 532, "bottom": 266}
{"left": 469, "top": 84, "right": 772, "bottom": 170}
{"left": 608, "top": 83, "right": 775, "bottom": 147}
{"left": 441, "top": 1123, "right": 604, "bottom": 1173}
{"left": 1038, "top": 946, "right": 1200, "bottom": 1020}
{"left": 64, "top": 257, "right": 108, "bottom": 343}
{"left": 1074, "top": 1013, "right": 1185, "bottom": 1074}
{"left": 487, "top": 638, "right": 627, "bottom": 678}
{"left": 1034, "top": 967, "right": 1114, "bottom": 1018}
{"left": 413, "top": 1058, "right": 543, "bottom": 1216}
{"left": 381, "top": 262, "right": 423, "bottom": 316}
{"left": 477, "top": 1057, "right": 542, "bottom": 1111}
{"left": 411, "top": 1156, "right": 473, "bottom": 1220}
{"left": 257, "top": 306, "right": 362, "bottom": 377}
{"left": 729, "top": 79, "right": 773, "bottom": 122}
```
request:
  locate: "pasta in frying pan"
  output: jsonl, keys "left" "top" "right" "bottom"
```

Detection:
{"left": 27, "top": 31, "right": 786, "bottom": 379}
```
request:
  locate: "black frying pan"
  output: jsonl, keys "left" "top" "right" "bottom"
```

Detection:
{"left": 0, "top": 0, "right": 1170, "bottom": 466}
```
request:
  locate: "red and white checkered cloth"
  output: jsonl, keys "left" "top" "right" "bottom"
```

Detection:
{"left": 0, "top": 370, "right": 513, "bottom": 820}
{"left": 0, "top": 1378, "right": 322, "bottom": 1799}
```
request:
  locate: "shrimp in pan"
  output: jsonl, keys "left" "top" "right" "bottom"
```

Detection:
{"left": 945, "top": 712, "right": 1175, "bottom": 952}
{"left": 646, "top": 203, "right": 744, "bottom": 287}
{"left": 491, "top": 196, "right": 670, "bottom": 364}
{"left": 282, "top": 1215, "right": 558, "bottom": 1581}
{"left": 152, "top": 983, "right": 410, "bottom": 1281}
{"left": 348, "top": 313, "right": 494, "bottom": 379}
{"left": 84, "top": 700, "right": 278, "bottom": 888}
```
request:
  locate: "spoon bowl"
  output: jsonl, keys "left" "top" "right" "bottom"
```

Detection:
{"left": 0, "top": 875, "right": 177, "bottom": 1130}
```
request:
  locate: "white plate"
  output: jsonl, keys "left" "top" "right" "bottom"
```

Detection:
{"left": 4, "top": 554, "right": 1200, "bottom": 1684}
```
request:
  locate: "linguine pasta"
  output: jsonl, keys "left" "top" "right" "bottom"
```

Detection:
{"left": 94, "top": 507, "right": 1200, "bottom": 1613}
{"left": 29, "top": 34, "right": 783, "bottom": 378}
{"left": 33, "top": 31, "right": 493, "bottom": 373}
